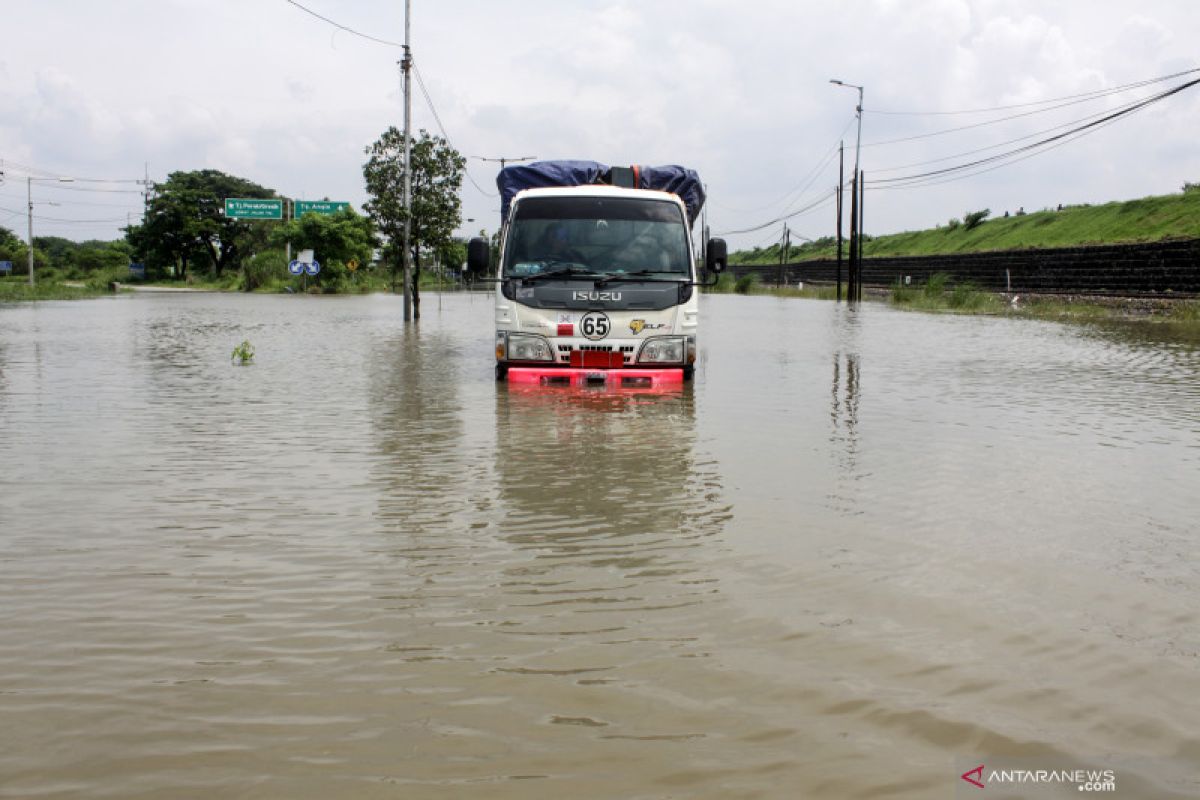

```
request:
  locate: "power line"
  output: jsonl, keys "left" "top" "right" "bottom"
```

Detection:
{"left": 868, "top": 77, "right": 1200, "bottom": 188}
{"left": 709, "top": 115, "right": 854, "bottom": 215}
{"left": 868, "top": 85, "right": 1180, "bottom": 174}
{"left": 866, "top": 66, "right": 1200, "bottom": 116}
{"left": 860, "top": 72, "right": 1199, "bottom": 149}
{"left": 0, "top": 205, "right": 131, "bottom": 224}
{"left": 412, "top": 62, "right": 497, "bottom": 198}
{"left": 714, "top": 190, "right": 835, "bottom": 236}
{"left": 282, "top": 0, "right": 402, "bottom": 48}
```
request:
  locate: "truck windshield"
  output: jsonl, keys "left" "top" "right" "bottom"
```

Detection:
{"left": 503, "top": 196, "right": 689, "bottom": 279}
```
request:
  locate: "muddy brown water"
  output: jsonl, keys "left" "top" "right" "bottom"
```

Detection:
{"left": 1, "top": 292, "right": 1198, "bottom": 798}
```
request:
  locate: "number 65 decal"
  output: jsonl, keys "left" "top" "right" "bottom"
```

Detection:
{"left": 579, "top": 311, "right": 610, "bottom": 340}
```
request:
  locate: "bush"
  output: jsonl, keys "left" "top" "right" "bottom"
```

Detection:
{"left": 734, "top": 273, "right": 759, "bottom": 294}
{"left": 704, "top": 272, "right": 737, "bottom": 293}
{"left": 242, "top": 249, "right": 288, "bottom": 291}
{"left": 923, "top": 272, "right": 951, "bottom": 297}
{"left": 948, "top": 280, "right": 988, "bottom": 309}
{"left": 963, "top": 209, "right": 991, "bottom": 230}
{"left": 947, "top": 218, "right": 961, "bottom": 230}
{"left": 892, "top": 279, "right": 916, "bottom": 304}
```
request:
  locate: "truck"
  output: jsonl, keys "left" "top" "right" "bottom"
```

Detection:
{"left": 467, "top": 160, "right": 726, "bottom": 388}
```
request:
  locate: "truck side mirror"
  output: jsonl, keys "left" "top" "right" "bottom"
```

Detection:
{"left": 467, "top": 237, "right": 490, "bottom": 274}
{"left": 706, "top": 238, "right": 727, "bottom": 274}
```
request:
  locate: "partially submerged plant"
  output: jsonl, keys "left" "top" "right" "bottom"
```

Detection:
{"left": 231, "top": 340, "right": 255, "bottom": 365}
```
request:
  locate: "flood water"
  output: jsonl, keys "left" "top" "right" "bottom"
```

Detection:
{"left": 2, "top": 291, "right": 1198, "bottom": 799}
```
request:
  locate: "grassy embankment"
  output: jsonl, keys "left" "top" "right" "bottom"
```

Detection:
{"left": 721, "top": 189, "right": 1200, "bottom": 323}
{"left": 732, "top": 189, "right": 1200, "bottom": 264}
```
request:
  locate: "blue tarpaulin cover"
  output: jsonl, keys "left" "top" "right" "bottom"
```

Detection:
{"left": 497, "top": 161, "right": 705, "bottom": 224}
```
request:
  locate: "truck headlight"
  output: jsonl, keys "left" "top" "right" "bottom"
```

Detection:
{"left": 637, "top": 336, "right": 686, "bottom": 364}
{"left": 504, "top": 333, "right": 553, "bottom": 361}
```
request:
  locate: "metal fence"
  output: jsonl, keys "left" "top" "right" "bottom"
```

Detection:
{"left": 731, "top": 239, "right": 1200, "bottom": 296}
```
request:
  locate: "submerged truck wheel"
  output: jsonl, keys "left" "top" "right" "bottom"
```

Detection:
{"left": 496, "top": 364, "right": 509, "bottom": 381}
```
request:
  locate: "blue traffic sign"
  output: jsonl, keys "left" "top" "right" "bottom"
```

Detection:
{"left": 0, "top": 260, "right": 12, "bottom": 274}
{"left": 289, "top": 259, "right": 320, "bottom": 275}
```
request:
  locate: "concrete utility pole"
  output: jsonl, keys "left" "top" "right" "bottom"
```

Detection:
{"left": 26, "top": 176, "right": 74, "bottom": 286}
{"left": 831, "top": 79, "right": 864, "bottom": 302}
{"left": 401, "top": 0, "right": 414, "bottom": 321}
{"left": 836, "top": 142, "right": 843, "bottom": 302}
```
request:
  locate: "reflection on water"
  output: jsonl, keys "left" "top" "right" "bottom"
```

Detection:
{"left": 1, "top": 292, "right": 1198, "bottom": 798}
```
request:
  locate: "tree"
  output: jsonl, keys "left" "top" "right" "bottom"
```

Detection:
{"left": 126, "top": 169, "right": 276, "bottom": 280}
{"left": 363, "top": 127, "right": 465, "bottom": 318}
{"left": 268, "top": 207, "right": 374, "bottom": 290}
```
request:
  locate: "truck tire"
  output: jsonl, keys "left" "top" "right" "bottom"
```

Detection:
{"left": 495, "top": 364, "right": 509, "bottom": 381}
{"left": 683, "top": 365, "right": 694, "bottom": 381}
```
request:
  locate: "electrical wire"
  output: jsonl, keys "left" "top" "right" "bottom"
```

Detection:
{"left": 866, "top": 109, "right": 1135, "bottom": 192}
{"left": 412, "top": 63, "right": 497, "bottom": 198}
{"left": 867, "top": 84, "right": 1181, "bottom": 174}
{"left": 866, "top": 67, "right": 1200, "bottom": 115}
{"left": 868, "top": 76, "right": 1200, "bottom": 187}
{"left": 282, "top": 0, "right": 402, "bottom": 48}
{"left": 709, "top": 115, "right": 854, "bottom": 214}
{"left": 0, "top": 205, "right": 132, "bottom": 224}
{"left": 860, "top": 71, "right": 1200, "bottom": 149}
{"left": 714, "top": 190, "right": 836, "bottom": 236}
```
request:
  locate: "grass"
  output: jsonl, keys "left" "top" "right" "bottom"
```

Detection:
{"left": 721, "top": 272, "right": 1200, "bottom": 331}
{"left": 0, "top": 277, "right": 108, "bottom": 302}
{"left": 732, "top": 189, "right": 1200, "bottom": 264}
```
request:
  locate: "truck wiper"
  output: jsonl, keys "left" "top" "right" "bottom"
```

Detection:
{"left": 519, "top": 264, "right": 605, "bottom": 283}
{"left": 595, "top": 270, "right": 689, "bottom": 286}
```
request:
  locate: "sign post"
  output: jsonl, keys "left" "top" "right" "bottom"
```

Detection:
{"left": 289, "top": 250, "right": 319, "bottom": 293}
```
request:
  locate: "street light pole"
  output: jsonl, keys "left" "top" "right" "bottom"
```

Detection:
{"left": 830, "top": 79, "right": 864, "bottom": 300}
{"left": 27, "top": 176, "right": 74, "bottom": 286}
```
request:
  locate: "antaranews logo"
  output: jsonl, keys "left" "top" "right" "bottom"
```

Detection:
{"left": 961, "top": 764, "right": 985, "bottom": 788}
{"left": 959, "top": 761, "right": 1117, "bottom": 793}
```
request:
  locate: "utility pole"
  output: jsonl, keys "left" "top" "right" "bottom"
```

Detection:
{"left": 27, "top": 178, "right": 34, "bottom": 286}
{"left": 831, "top": 79, "right": 864, "bottom": 303}
{"left": 26, "top": 176, "right": 74, "bottom": 285}
{"left": 777, "top": 224, "right": 790, "bottom": 287}
{"left": 836, "top": 142, "right": 843, "bottom": 302}
{"left": 848, "top": 170, "right": 858, "bottom": 303}
{"left": 400, "top": 0, "right": 414, "bottom": 321}
{"left": 857, "top": 170, "right": 866, "bottom": 302}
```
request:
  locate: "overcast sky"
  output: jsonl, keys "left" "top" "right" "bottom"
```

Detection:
{"left": 2, "top": 0, "right": 1198, "bottom": 252}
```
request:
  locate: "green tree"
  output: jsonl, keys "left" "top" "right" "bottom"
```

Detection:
{"left": 363, "top": 127, "right": 465, "bottom": 318}
{"left": 126, "top": 169, "right": 276, "bottom": 280}
{"left": 268, "top": 207, "right": 375, "bottom": 291}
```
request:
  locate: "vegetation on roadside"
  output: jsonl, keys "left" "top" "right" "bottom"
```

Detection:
{"left": 732, "top": 188, "right": 1200, "bottom": 264}
{"left": 711, "top": 269, "right": 1200, "bottom": 330}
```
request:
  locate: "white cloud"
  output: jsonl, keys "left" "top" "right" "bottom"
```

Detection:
{"left": 0, "top": 0, "right": 1196, "bottom": 247}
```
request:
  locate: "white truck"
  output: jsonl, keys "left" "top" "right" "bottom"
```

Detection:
{"left": 467, "top": 161, "right": 726, "bottom": 388}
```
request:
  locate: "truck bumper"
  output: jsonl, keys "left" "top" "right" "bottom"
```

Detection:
{"left": 507, "top": 367, "right": 684, "bottom": 389}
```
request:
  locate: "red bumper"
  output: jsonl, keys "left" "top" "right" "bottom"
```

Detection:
{"left": 507, "top": 367, "right": 684, "bottom": 389}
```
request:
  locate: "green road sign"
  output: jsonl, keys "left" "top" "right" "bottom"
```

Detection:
{"left": 224, "top": 198, "right": 283, "bottom": 219}
{"left": 295, "top": 200, "right": 351, "bottom": 216}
